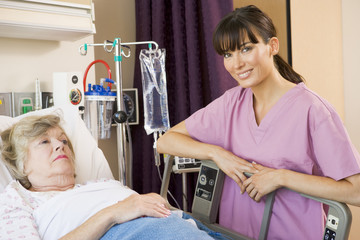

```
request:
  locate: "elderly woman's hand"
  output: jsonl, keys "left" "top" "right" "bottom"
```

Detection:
{"left": 111, "top": 193, "right": 171, "bottom": 224}
{"left": 60, "top": 193, "right": 171, "bottom": 240}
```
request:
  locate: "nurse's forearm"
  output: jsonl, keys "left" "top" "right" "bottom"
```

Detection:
{"left": 157, "top": 130, "right": 220, "bottom": 161}
{"left": 279, "top": 169, "right": 360, "bottom": 206}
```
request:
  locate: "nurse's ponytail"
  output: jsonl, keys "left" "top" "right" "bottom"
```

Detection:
{"left": 274, "top": 55, "right": 304, "bottom": 84}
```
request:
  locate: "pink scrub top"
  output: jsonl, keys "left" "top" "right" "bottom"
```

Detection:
{"left": 185, "top": 83, "right": 360, "bottom": 239}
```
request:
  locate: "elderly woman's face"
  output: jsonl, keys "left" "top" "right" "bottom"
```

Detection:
{"left": 24, "top": 126, "right": 75, "bottom": 191}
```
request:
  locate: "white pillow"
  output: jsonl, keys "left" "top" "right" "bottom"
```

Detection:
{"left": 0, "top": 105, "right": 114, "bottom": 193}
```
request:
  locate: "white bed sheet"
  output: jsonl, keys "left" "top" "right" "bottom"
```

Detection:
{"left": 0, "top": 105, "right": 114, "bottom": 193}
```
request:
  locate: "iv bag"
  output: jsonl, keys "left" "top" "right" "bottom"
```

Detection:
{"left": 139, "top": 48, "right": 170, "bottom": 135}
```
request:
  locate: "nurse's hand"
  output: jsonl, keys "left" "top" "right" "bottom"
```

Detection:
{"left": 243, "top": 163, "right": 282, "bottom": 202}
{"left": 212, "top": 148, "right": 258, "bottom": 194}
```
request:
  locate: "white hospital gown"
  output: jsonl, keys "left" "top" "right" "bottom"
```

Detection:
{"left": 0, "top": 179, "right": 136, "bottom": 239}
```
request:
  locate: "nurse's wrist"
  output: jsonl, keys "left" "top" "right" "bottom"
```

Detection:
{"left": 276, "top": 168, "right": 288, "bottom": 188}
{"left": 207, "top": 144, "right": 223, "bottom": 163}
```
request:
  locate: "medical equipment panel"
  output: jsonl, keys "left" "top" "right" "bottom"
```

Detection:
{"left": 53, "top": 72, "right": 84, "bottom": 114}
{"left": 192, "top": 160, "right": 224, "bottom": 223}
{"left": 172, "top": 157, "right": 201, "bottom": 173}
{"left": 13, "top": 92, "right": 35, "bottom": 116}
{"left": 0, "top": 92, "right": 13, "bottom": 117}
{"left": 41, "top": 92, "right": 54, "bottom": 109}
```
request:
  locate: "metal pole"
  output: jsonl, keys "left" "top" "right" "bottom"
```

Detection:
{"left": 114, "top": 38, "right": 127, "bottom": 185}
{"left": 79, "top": 38, "right": 157, "bottom": 189}
{"left": 182, "top": 173, "right": 188, "bottom": 212}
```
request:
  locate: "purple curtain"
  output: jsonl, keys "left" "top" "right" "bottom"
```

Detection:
{"left": 131, "top": 0, "right": 236, "bottom": 208}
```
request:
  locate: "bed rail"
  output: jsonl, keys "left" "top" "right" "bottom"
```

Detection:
{"left": 160, "top": 156, "right": 352, "bottom": 240}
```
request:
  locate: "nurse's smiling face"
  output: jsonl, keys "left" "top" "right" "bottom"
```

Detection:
{"left": 25, "top": 126, "right": 75, "bottom": 191}
{"left": 223, "top": 34, "right": 276, "bottom": 89}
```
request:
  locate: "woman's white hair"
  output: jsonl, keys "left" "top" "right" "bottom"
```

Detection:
{"left": 0, "top": 114, "right": 74, "bottom": 189}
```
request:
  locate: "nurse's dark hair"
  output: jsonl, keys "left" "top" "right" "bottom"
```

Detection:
{"left": 213, "top": 5, "right": 304, "bottom": 84}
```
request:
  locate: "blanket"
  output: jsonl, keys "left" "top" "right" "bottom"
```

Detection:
{"left": 100, "top": 212, "right": 231, "bottom": 240}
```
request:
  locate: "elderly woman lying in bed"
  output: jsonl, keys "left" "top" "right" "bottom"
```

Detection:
{"left": 0, "top": 114, "right": 216, "bottom": 240}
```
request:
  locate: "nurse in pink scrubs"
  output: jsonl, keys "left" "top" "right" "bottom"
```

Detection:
{"left": 157, "top": 5, "right": 360, "bottom": 239}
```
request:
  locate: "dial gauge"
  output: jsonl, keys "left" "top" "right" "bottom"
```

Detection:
{"left": 123, "top": 93, "right": 134, "bottom": 118}
{"left": 69, "top": 88, "right": 82, "bottom": 105}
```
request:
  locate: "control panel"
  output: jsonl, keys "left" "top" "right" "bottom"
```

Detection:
{"left": 195, "top": 165, "right": 218, "bottom": 202}
{"left": 53, "top": 72, "right": 84, "bottom": 114}
{"left": 191, "top": 160, "right": 224, "bottom": 223}
{"left": 323, "top": 214, "right": 339, "bottom": 240}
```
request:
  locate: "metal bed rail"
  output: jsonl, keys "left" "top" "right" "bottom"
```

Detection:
{"left": 160, "top": 155, "right": 352, "bottom": 240}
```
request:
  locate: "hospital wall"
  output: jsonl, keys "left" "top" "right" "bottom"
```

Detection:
{"left": 0, "top": 36, "right": 96, "bottom": 93}
{"left": 341, "top": 1, "right": 360, "bottom": 239}
{"left": 292, "top": 0, "right": 360, "bottom": 239}
{"left": 0, "top": 0, "right": 360, "bottom": 238}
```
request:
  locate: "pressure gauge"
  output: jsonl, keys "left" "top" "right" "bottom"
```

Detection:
{"left": 69, "top": 88, "right": 82, "bottom": 105}
{"left": 123, "top": 93, "right": 135, "bottom": 118}
{"left": 111, "top": 88, "right": 138, "bottom": 125}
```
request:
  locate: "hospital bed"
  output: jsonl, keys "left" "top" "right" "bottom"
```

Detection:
{"left": 0, "top": 106, "right": 352, "bottom": 239}
{"left": 160, "top": 155, "right": 352, "bottom": 240}
{"left": 0, "top": 106, "right": 215, "bottom": 239}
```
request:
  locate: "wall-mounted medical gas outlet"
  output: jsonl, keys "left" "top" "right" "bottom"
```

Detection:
{"left": 53, "top": 72, "right": 84, "bottom": 114}
{"left": 0, "top": 92, "right": 13, "bottom": 117}
{"left": 13, "top": 92, "right": 35, "bottom": 117}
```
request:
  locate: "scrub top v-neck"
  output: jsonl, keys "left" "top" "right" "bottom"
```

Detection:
{"left": 185, "top": 82, "right": 360, "bottom": 239}
{"left": 248, "top": 84, "right": 300, "bottom": 144}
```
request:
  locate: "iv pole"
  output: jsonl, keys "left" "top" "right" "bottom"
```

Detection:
{"left": 79, "top": 38, "right": 159, "bottom": 188}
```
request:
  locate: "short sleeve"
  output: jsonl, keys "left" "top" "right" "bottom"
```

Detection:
{"left": 311, "top": 110, "right": 360, "bottom": 180}
{"left": 0, "top": 183, "right": 41, "bottom": 240}
{"left": 185, "top": 93, "right": 228, "bottom": 146}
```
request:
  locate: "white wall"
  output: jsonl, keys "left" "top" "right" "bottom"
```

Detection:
{"left": 342, "top": 1, "right": 360, "bottom": 239}
{"left": 0, "top": 36, "right": 95, "bottom": 93}
{"left": 343, "top": 0, "right": 360, "bottom": 150}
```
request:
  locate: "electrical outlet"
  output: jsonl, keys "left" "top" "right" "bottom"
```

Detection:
{"left": 0, "top": 92, "right": 13, "bottom": 117}
{"left": 13, "top": 92, "right": 35, "bottom": 116}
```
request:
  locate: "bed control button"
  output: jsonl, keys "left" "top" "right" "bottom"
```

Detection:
{"left": 199, "top": 174, "right": 207, "bottom": 185}
{"left": 209, "top": 179, "right": 215, "bottom": 186}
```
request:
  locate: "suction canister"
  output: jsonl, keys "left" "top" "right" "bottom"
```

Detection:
{"left": 84, "top": 78, "right": 116, "bottom": 141}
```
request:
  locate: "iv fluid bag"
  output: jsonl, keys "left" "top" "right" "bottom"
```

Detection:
{"left": 139, "top": 48, "right": 170, "bottom": 135}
